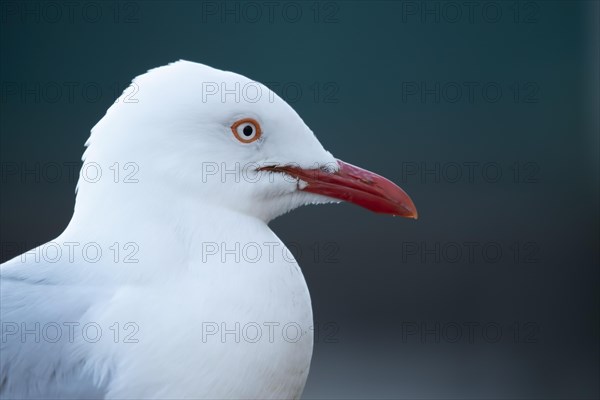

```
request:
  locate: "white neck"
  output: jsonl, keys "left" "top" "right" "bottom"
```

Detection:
{"left": 59, "top": 177, "right": 289, "bottom": 284}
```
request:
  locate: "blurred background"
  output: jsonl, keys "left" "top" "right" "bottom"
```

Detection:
{"left": 1, "top": 1, "right": 598, "bottom": 398}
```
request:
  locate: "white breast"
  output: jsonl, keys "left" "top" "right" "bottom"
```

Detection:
{"left": 84, "top": 237, "right": 314, "bottom": 399}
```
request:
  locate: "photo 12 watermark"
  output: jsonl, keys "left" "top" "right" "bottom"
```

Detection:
{"left": 201, "top": 80, "right": 340, "bottom": 104}
{"left": 2, "top": 241, "right": 141, "bottom": 264}
{"left": 0, "top": 1, "right": 141, "bottom": 24}
{"left": 1, "top": 321, "right": 140, "bottom": 344}
{"left": 199, "top": 321, "right": 340, "bottom": 344}
{"left": 0, "top": 161, "right": 140, "bottom": 185}
{"left": 397, "top": 161, "right": 541, "bottom": 184}
{"left": 198, "top": 1, "right": 340, "bottom": 24}
{"left": 400, "top": 81, "right": 540, "bottom": 104}
{"left": 399, "top": 241, "right": 541, "bottom": 264}
{"left": 400, "top": 321, "right": 540, "bottom": 344}
{"left": 200, "top": 241, "right": 340, "bottom": 264}
{"left": 0, "top": 81, "right": 139, "bottom": 104}
{"left": 398, "top": 1, "right": 540, "bottom": 24}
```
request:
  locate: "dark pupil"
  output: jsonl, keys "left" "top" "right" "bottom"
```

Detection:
{"left": 242, "top": 125, "right": 254, "bottom": 136}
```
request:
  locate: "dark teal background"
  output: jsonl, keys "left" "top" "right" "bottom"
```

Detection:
{"left": 1, "top": 1, "right": 598, "bottom": 398}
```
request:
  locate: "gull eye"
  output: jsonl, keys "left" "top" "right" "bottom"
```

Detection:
{"left": 231, "top": 118, "right": 261, "bottom": 143}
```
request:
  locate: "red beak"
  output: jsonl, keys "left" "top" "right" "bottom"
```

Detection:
{"left": 261, "top": 159, "right": 418, "bottom": 219}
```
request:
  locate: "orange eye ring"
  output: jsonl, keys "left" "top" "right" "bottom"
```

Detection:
{"left": 231, "top": 118, "right": 262, "bottom": 143}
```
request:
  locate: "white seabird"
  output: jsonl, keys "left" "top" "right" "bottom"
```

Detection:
{"left": 0, "top": 61, "right": 417, "bottom": 399}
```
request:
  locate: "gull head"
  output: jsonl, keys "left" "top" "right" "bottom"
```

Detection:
{"left": 77, "top": 60, "right": 417, "bottom": 223}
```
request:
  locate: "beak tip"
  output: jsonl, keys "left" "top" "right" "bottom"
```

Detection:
{"left": 398, "top": 207, "right": 418, "bottom": 220}
{"left": 410, "top": 206, "right": 419, "bottom": 220}
{"left": 399, "top": 199, "right": 418, "bottom": 220}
